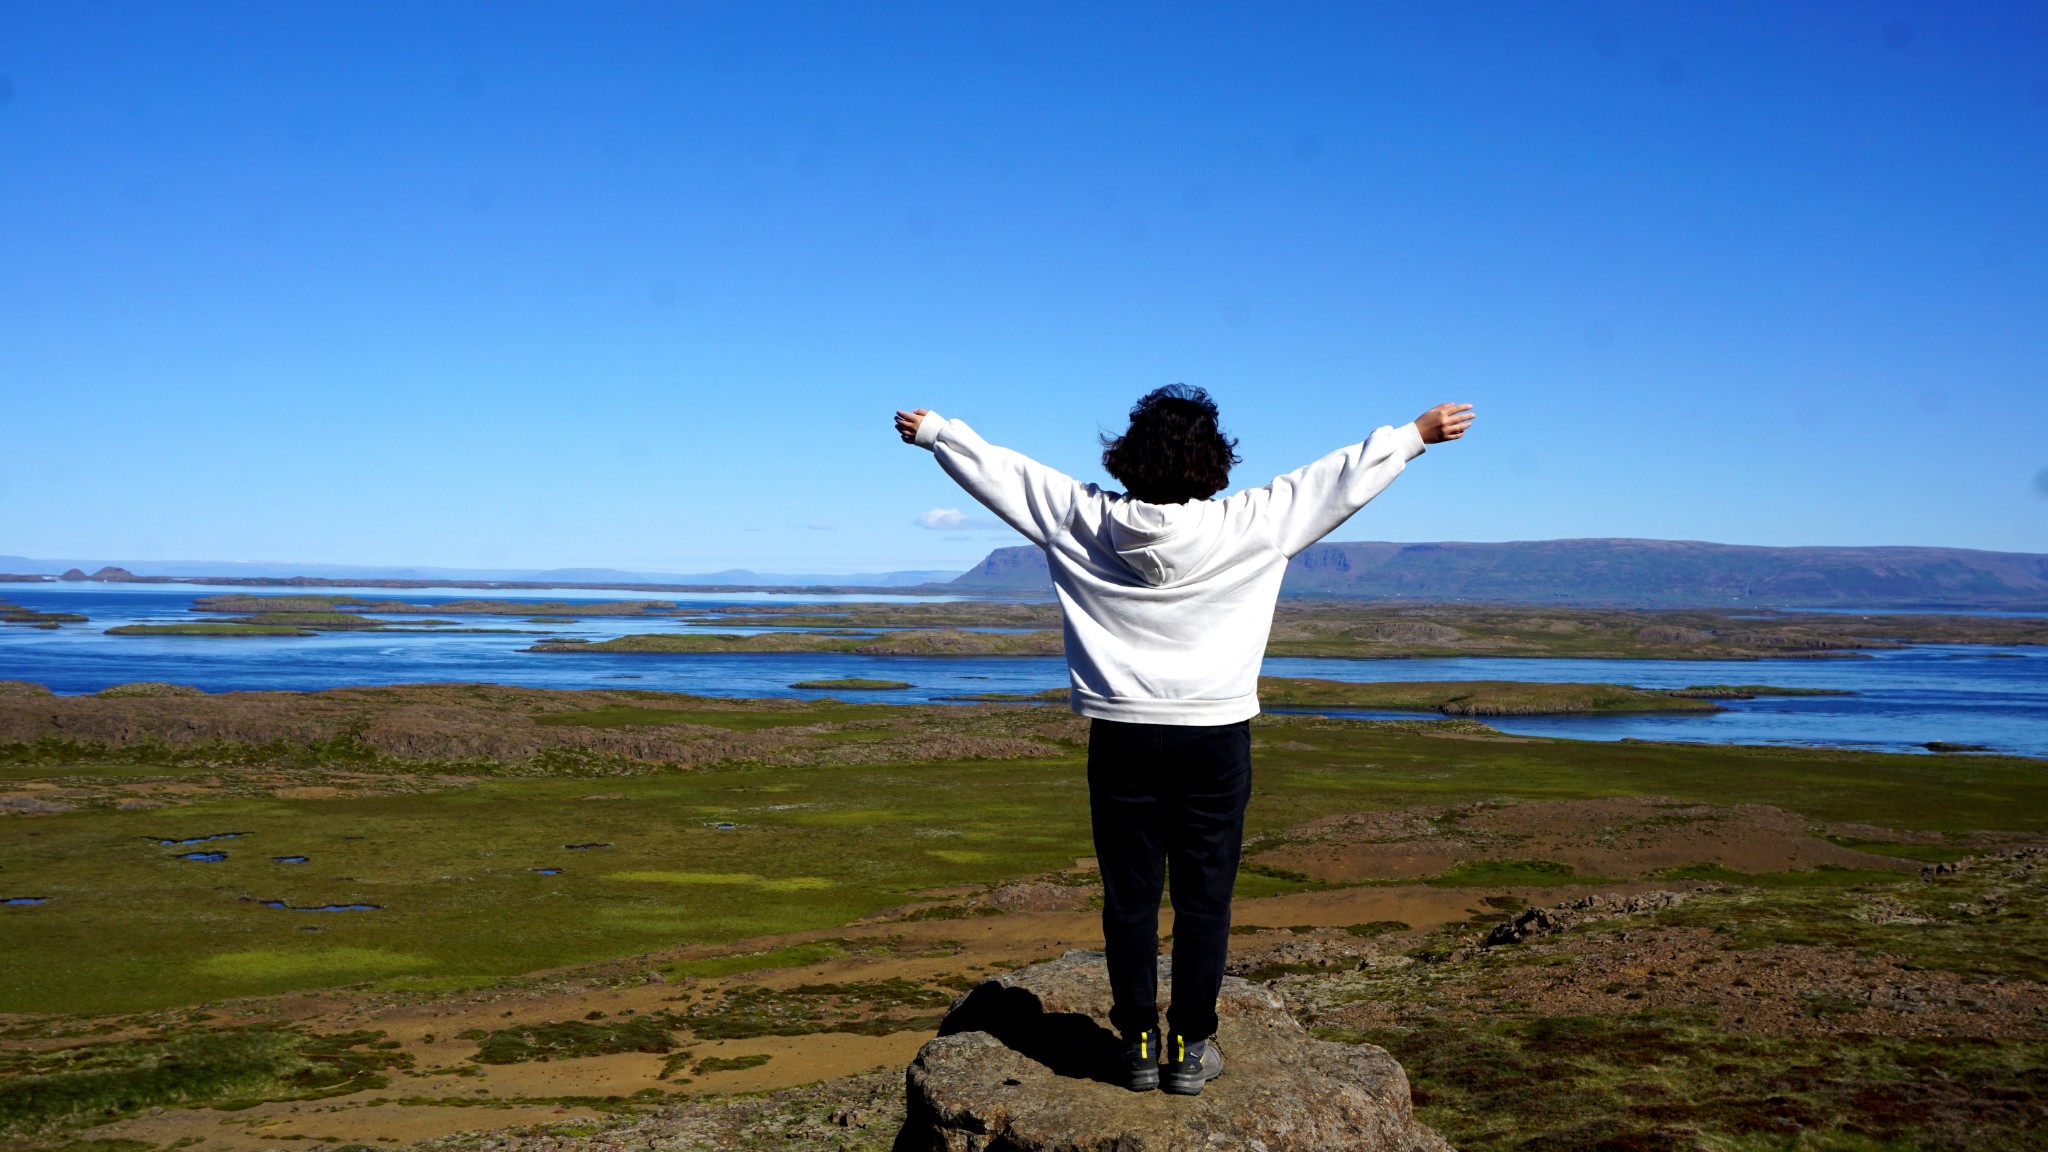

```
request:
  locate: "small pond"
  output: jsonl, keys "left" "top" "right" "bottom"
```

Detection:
{"left": 251, "top": 899, "right": 380, "bottom": 912}
{"left": 143, "top": 832, "right": 246, "bottom": 845}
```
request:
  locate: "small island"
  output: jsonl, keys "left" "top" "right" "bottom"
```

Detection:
{"left": 788, "top": 678, "right": 913, "bottom": 690}
{"left": 528, "top": 629, "right": 1064, "bottom": 657}
{"left": 106, "top": 622, "right": 314, "bottom": 637}
{"left": 938, "top": 687, "right": 1072, "bottom": 703}
{"left": 106, "top": 611, "right": 495, "bottom": 637}
{"left": 0, "top": 603, "right": 88, "bottom": 629}
{"left": 192, "top": 594, "right": 678, "bottom": 617}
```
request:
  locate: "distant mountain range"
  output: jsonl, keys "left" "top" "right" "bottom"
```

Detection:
{"left": 9, "top": 540, "right": 2047, "bottom": 608}
{"left": 948, "top": 539, "right": 2048, "bottom": 609}
{"left": 0, "top": 557, "right": 956, "bottom": 589}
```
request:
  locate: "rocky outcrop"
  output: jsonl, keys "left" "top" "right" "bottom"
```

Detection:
{"left": 1921, "top": 846, "right": 2045, "bottom": 878}
{"left": 1484, "top": 890, "right": 1689, "bottom": 948}
{"left": 899, "top": 950, "right": 1451, "bottom": 1152}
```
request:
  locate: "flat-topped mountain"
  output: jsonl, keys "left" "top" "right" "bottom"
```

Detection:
{"left": 952, "top": 538, "right": 2048, "bottom": 608}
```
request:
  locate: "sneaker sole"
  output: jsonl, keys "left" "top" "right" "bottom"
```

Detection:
{"left": 1159, "top": 1069, "right": 1220, "bottom": 1095}
{"left": 1126, "top": 1069, "right": 1160, "bottom": 1092}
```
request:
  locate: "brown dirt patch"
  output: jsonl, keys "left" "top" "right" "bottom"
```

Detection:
{"left": 1306, "top": 923, "right": 2048, "bottom": 1041}
{"left": 1252, "top": 797, "right": 1921, "bottom": 883}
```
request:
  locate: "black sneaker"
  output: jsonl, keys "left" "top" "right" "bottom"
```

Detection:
{"left": 1160, "top": 1032, "right": 1223, "bottom": 1095}
{"left": 1121, "top": 1028, "right": 1160, "bottom": 1092}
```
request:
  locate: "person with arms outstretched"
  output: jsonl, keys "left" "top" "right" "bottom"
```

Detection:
{"left": 894, "top": 386, "right": 1474, "bottom": 1095}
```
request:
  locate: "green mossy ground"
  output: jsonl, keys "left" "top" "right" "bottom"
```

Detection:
{"left": 4, "top": 698, "right": 2045, "bottom": 1016}
{"left": 1308, "top": 859, "right": 2048, "bottom": 1151}
{"left": 935, "top": 679, "right": 1838, "bottom": 711}
{"left": 687, "top": 600, "right": 2048, "bottom": 660}
{"left": 1360, "top": 1014, "right": 2048, "bottom": 1152}
{"left": 4, "top": 686, "right": 2047, "bottom": 1150}
{"left": 468, "top": 1015, "right": 681, "bottom": 1065}
{"left": 0, "top": 1028, "right": 408, "bottom": 1139}
{"left": 1259, "top": 678, "right": 1726, "bottom": 714}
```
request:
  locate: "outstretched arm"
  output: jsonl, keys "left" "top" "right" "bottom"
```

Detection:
{"left": 893, "top": 408, "right": 1086, "bottom": 547}
{"left": 1249, "top": 402, "right": 1476, "bottom": 557}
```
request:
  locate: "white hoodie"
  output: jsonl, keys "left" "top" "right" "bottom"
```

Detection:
{"left": 915, "top": 413, "right": 1428, "bottom": 725}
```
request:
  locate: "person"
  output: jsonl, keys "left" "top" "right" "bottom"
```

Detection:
{"left": 893, "top": 386, "right": 1474, "bottom": 1095}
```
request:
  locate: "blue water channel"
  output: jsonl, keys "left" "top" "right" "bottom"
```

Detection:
{"left": 2, "top": 581, "right": 2044, "bottom": 758}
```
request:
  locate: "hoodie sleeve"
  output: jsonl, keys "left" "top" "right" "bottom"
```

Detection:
{"left": 915, "top": 412, "right": 1086, "bottom": 548}
{"left": 1241, "top": 422, "right": 1427, "bottom": 558}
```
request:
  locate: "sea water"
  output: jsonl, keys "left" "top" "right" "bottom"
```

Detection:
{"left": 2, "top": 582, "right": 2043, "bottom": 758}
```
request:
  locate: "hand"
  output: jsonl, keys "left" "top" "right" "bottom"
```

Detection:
{"left": 894, "top": 408, "right": 929, "bottom": 444}
{"left": 1414, "top": 402, "right": 1475, "bottom": 445}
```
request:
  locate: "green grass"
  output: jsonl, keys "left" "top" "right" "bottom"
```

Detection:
{"left": 1672, "top": 683, "right": 1855, "bottom": 697}
{"left": 682, "top": 980, "right": 953, "bottom": 1039}
{"left": 1650, "top": 863, "right": 1910, "bottom": 888}
{"left": 662, "top": 940, "right": 848, "bottom": 979}
{"left": 0, "top": 755, "right": 1091, "bottom": 1015}
{"left": 1232, "top": 716, "right": 2048, "bottom": 836}
{"left": 1257, "top": 677, "right": 1722, "bottom": 714}
{"left": 1233, "top": 862, "right": 1346, "bottom": 897}
{"left": 532, "top": 703, "right": 900, "bottom": 731}
{"left": 1337, "top": 1012, "right": 2048, "bottom": 1152}
{"left": 1654, "top": 879, "right": 2048, "bottom": 983}
{"left": 1823, "top": 834, "right": 1976, "bottom": 863}
{"left": 215, "top": 613, "right": 389, "bottom": 630}
{"left": 1312, "top": 863, "right": 2048, "bottom": 1151}
{"left": 1425, "top": 859, "right": 1597, "bottom": 887}
{"left": 1, "top": 610, "right": 89, "bottom": 625}
{"left": 936, "top": 688, "right": 1070, "bottom": 703}
{"left": 0, "top": 1028, "right": 408, "bottom": 1138}
{"left": 3, "top": 701, "right": 2046, "bottom": 1015}
{"left": 469, "top": 1015, "right": 680, "bottom": 1065}
{"left": 691, "top": 1053, "right": 771, "bottom": 1075}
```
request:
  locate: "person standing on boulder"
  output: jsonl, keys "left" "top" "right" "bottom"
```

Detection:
{"left": 894, "top": 387, "right": 1474, "bottom": 1095}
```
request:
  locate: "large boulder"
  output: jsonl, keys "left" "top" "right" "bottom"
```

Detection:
{"left": 898, "top": 949, "right": 1452, "bottom": 1152}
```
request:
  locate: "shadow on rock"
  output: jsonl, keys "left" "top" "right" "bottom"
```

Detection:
{"left": 896, "top": 949, "right": 1452, "bottom": 1152}
{"left": 935, "top": 980, "right": 1123, "bottom": 1085}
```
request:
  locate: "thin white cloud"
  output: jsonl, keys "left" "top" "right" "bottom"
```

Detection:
{"left": 916, "top": 507, "right": 1004, "bottom": 531}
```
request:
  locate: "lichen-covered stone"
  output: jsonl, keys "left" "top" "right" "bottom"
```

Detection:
{"left": 899, "top": 949, "right": 1452, "bottom": 1152}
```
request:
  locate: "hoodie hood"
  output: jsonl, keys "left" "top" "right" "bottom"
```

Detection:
{"left": 1105, "top": 498, "right": 1219, "bottom": 587}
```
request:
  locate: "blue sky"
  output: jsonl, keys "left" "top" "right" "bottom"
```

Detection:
{"left": 3, "top": 2, "right": 2045, "bottom": 574}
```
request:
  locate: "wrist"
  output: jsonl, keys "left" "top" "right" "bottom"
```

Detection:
{"left": 913, "top": 411, "right": 950, "bottom": 451}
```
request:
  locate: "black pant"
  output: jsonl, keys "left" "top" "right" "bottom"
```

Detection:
{"left": 1087, "top": 716, "right": 1253, "bottom": 1042}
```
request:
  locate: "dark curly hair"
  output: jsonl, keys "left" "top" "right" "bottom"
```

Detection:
{"left": 1099, "top": 384, "right": 1241, "bottom": 504}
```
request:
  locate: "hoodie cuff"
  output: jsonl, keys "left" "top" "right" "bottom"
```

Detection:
{"left": 913, "top": 411, "right": 951, "bottom": 451}
{"left": 1390, "top": 421, "right": 1427, "bottom": 460}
